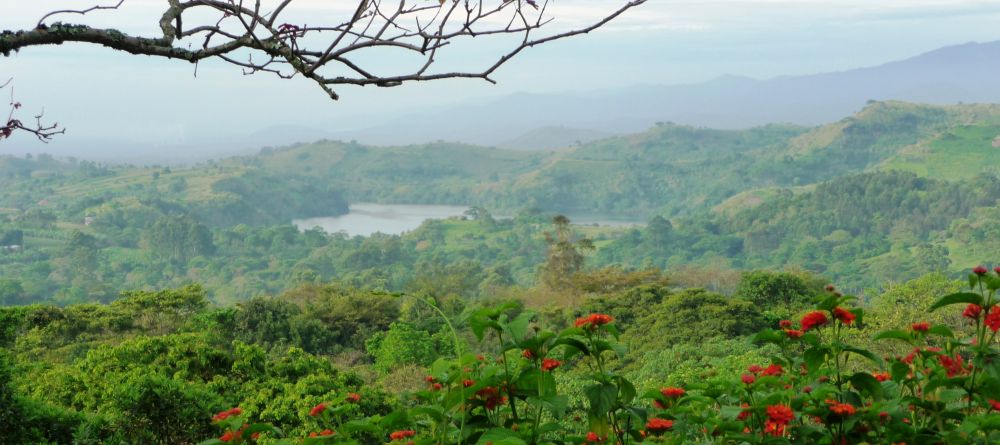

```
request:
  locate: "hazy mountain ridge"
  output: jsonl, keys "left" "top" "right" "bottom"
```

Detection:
{"left": 339, "top": 41, "right": 1000, "bottom": 148}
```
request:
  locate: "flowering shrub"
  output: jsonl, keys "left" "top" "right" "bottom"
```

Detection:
{"left": 202, "top": 270, "right": 1000, "bottom": 444}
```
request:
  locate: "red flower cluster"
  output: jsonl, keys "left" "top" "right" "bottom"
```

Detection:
{"left": 911, "top": 322, "right": 930, "bottom": 332}
{"left": 963, "top": 304, "right": 982, "bottom": 319}
{"left": 784, "top": 329, "right": 804, "bottom": 338}
{"left": 761, "top": 364, "right": 783, "bottom": 377}
{"left": 800, "top": 311, "right": 829, "bottom": 331}
{"left": 522, "top": 349, "right": 535, "bottom": 359}
{"left": 660, "top": 387, "right": 685, "bottom": 398}
{"left": 873, "top": 372, "right": 890, "bottom": 382}
{"left": 220, "top": 424, "right": 253, "bottom": 442}
{"left": 973, "top": 265, "right": 989, "bottom": 275}
{"left": 741, "top": 373, "right": 756, "bottom": 385}
{"left": 645, "top": 417, "right": 674, "bottom": 434}
{"left": 390, "top": 430, "right": 416, "bottom": 440}
{"left": 309, "top": 403, "right": 327, "bottom": 417}
{"left": 826, "top": 400, "right": 857, "bottom": 416}
{"left": 832, "top": 307, "right": 856, "bottom": 325}
{"left": 346, "top": 392, "right": 361, "bottom": 403}
{"left": 765, "top": 404, "right": 794, "bottom": 437}
{"left": 309, "top": 429, "right": 335, "bottom": 438}
{"left": 990, "top": 400, "right": 1000, "bottom": 411}
{"left": 575, "top": 313, "right": 614, "bottom": 329}
{"left": 213, "top": 407, "right": 242, "bottom": 421}
{"left": 986, "top": 306, "right": 1000, "bottom": 332}
{"left": 474, "top": 386, "right": 507, "bottom": 410}
{"left": 938, "top": 353, "right": 970, "bottom": 377}
{"left": 463, "top": 379, "right": 476, "bottom": 387}
{"left": 778, "top": 319, "right": 793, "bottom": 328}
{"left": 541, "top": 358, "right": 561, "bottom": 372}
{"left": 584, "top": 431, "right": 604, "bottom": 443}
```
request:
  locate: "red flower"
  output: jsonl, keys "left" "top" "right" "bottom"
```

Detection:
{"left": 938, "top": 353, "right": 969, "bottom": 377}
{"left": 763, "top": 404, "right": 794, "bottom": 437}
{"left": 986, "top": 306, "right": 1000, "bottom": 333}
{"left": 973, "top": 265, "right": 988, "bottom": 275}
{"left": 736, "top": 403, "right": 752, "bottom": 420}
{"left": 764, "top": 420, "right": 786, "bottom": 436}
{"left": 522, "top": 349, "right": 535, "bottom": 359}
{"left": 425, "top": 375, "right": 436, "bottom": 383}
{"left": 346, "top": 392, "right": 361, "bottom": 403}
{"left": 964, "top": 304, "right": 983, "bottom": 319}
{"left": 309, "top": 403, "right": 327, "bottom": 417}
{"left": 824, "top": 284, "right": 836, "bottom": 292}
{"left": 432, "top": 383, "right": 443, "bottom": 390}
{"left": 800, "top": 311, "right": 829, "bottom": 331}
{"left": 660, "top": 387, "right": 685, "bottom": 398}
{"left": 766, "top": 404, "right": 794, "bottom": 424}
{"left": 747, "top": 364, "right": 764, "bottom": 374}
{"left": 989, "top": 400, "right": 1000, "bottom": 411}
{"left": 873, "top": 372, "right": 890, "bottom": 382}
{"left": 220, "top": 431, "right": 236, "bottom": 442}
{"left": 826, "top": 400, "right": 856, "bottom": 416}
{"left": 911, "top": 322, "right": 930, "bottom": 332}
{"left": 463, "top": 379, "right": 475, "bottom": 387}
{"left": 778, "top": 319, "right": 793, "bottom": 328}
{"left": 575, "top": 313, "right": 614, "bottom": 329}
{"left": 761, "top": 364, "right": 783, "bottom": 377}
{"left": 645, "top": 418, "right": 674, "bottom": 434}
{"left": 585, "top": 432, "right": 603, "bottom": 443}
{"left": 213, "top": 407, "right": 242, "bottom": 421}
{"left": 832, "top": 307, "right": 856, "bottom": 325}
{"left": 741, "top": 373, "right": 756, "bottom": 385}
{"left": 541, "top": 358, "right": 561, "bottom": 372}
{"left": 784, "top": 329, "right": 803, "bottom": 338}
{"left": 390, "top": 430, "right": 416, "bottom": 440}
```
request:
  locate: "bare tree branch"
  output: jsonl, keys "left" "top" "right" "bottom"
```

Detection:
{"left": 2, "top": 0, "right": 646, "bottom": 104}
{"left": 1, "top": 80, "right": 64, "bottom": 143}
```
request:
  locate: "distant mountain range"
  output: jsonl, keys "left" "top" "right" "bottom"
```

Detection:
{"left": 8, "top": 40, "right": 1000, "bottom": 161}
{"left": 336, "top": 40, "right": 1000, "bottom": 149}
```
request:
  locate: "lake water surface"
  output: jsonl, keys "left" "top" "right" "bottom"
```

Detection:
{"left": 293, "top": 203, "right": 645, "bottom": 237}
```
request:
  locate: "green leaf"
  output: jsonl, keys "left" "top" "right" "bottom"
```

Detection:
{"left": 849, "top": 372, "right": 883, "bottom": 400}
{"left": 476, "top": 428, "right": 526, "bottom": 445}
{"left": 803, "top": 347, "right": 828, "bottom": 374}
{"left": 890, "top": 361, "right": 910, "bottom": 382}
{"left": 927, "top": 324, "right": 954, "bottom": 338}
{"left": 929, "top": 292, "right": 983, "bottom": 312}
{"left": 843, "top": 346, "right": 883, "bottom": 366}
{"left": 507, "top": 311, "right": 535, "bottom": 342}
{"left": 873, "top": 329, "right": 913, "bottom": 343}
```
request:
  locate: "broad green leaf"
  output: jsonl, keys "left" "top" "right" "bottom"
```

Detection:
{"left": 849, "top": 372, "right": 883, "bottom": 400}
{"left": 873, "top": 329, "right": 913, "bottom": 343}
{"left": 929, "top": 292, "right": 983, "bottom": 312}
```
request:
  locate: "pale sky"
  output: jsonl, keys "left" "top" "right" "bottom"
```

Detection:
{"left": 2, "top": 0, "right": 1000, "bottom": 153}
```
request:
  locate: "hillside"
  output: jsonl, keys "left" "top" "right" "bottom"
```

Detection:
{"left": 251, "top": 101, "right": 1000, "bottom": 218}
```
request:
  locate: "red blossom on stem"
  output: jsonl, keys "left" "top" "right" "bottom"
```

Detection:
{"left": 309, "top": 403, "right": 327, "bottom": 417}
{"left": 575, "top": 313, "right": 614, "bottom": 329}
{"left": 963, "top": 304, "right": 983, "bottom": 320}
{"left": 973, "top": 265, "right": 988, "bottom": 275}
{"left": 832, "top": 307, "right": 856, "bottom": 325}
{"left": 213, "top": 407, "right": 242, "bottom": 421}
{"left": 645, "top": 418, "right": 674, "bottom": 434}
{"left": 911, "top": 322, "right": 930, "bottom": 332}
{"left": 390, "top": 430, "right": 416, "bottom": 440}
{"left": 541, "top": 358, "right": 561, "bottom": 372}
{"left": 801, "top": 311, "right": 829, "bottom": 331}
{"left": 660, "top": 387, "right": 685, "bottom": 398}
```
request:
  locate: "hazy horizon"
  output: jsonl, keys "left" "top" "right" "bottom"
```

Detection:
{"left": 3, "top": 0, "right": 1000, "bottom": 160}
